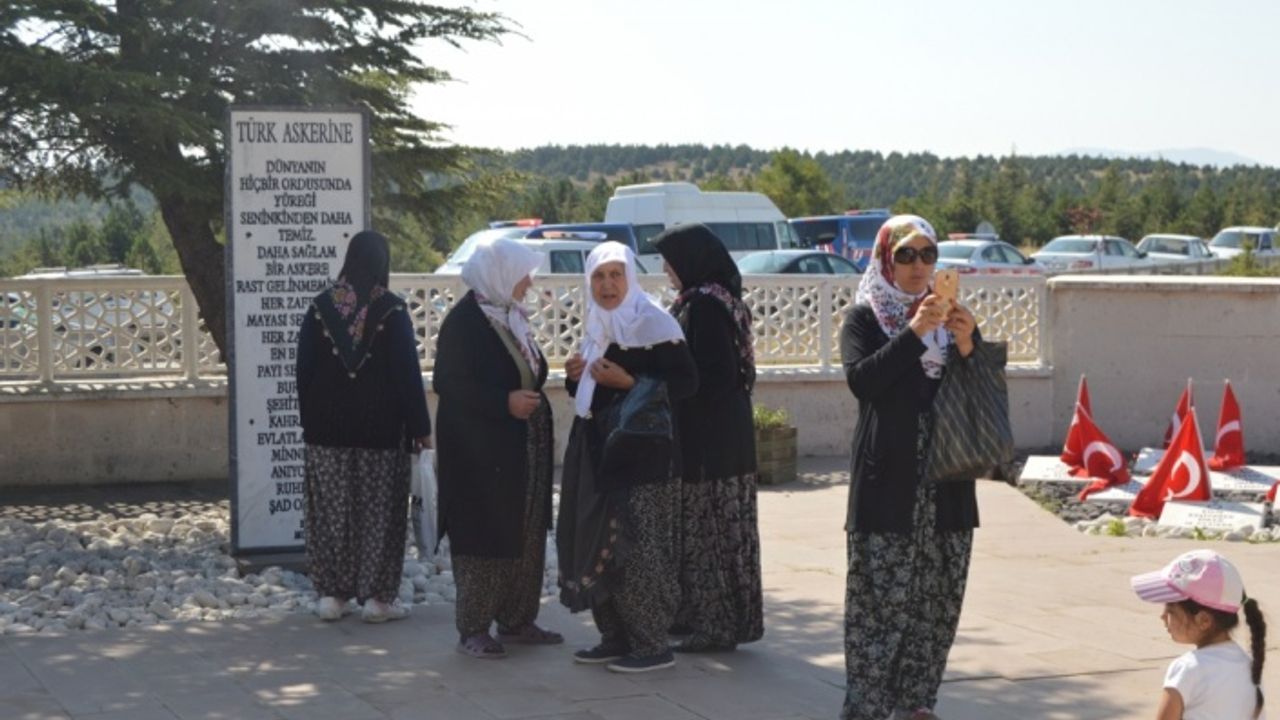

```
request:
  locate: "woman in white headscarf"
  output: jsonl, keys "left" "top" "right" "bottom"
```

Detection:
{"left": 557, "top": 242, "right": 698, "bottom": 674}
{"left": 838, "top": 215, "right": 982, "bottom": 720}
{"left": 434, "top": 237, "right": 562, "bottom": 659}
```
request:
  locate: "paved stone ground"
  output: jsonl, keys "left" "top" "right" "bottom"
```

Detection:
{"left": 2, "top": 458, "right": 1277, "bottom": 720}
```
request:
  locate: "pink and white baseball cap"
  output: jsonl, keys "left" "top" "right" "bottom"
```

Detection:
{"left": 1130, "top": 549, "right": 1244, "bottom": 613}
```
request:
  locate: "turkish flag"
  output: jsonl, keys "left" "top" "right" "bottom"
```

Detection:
{"left": 1060, "top": 403, "right": 1089, "bottom": 466}
{"left": 1162, "top": 379, "right": 1194, "bottom": 449}
{"left": 1208, "top": 380, "right": 1245, "bottom": 471}
{"left": 1131, "top": 407, "right": 1211, "bottom": 518}
{"left": 1076, "top": 375, "right": 1092, "bottom": 418}
{"left": 1267, "top": 481, "right": 1278, "bottom": 503}
{"left": 1071, "top": 412, "right": 1132, "bottom": 501}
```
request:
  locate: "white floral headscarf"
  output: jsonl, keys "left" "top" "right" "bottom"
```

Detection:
{"left": 854, "top": 214, "right": 951, "bottom": 378}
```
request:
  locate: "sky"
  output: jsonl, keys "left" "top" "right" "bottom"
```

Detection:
{"left": 412, "top": 0, "right": 1280, "bottom": 167}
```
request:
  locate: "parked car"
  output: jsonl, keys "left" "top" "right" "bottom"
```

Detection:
{"left": 525, "top": 222, "right": 640, "bottom": 254}
{"left": 1135, "top": 234, "right": 1213, "bottom": 262}
{"left": 1207, "top": 226, "right": 1278, "bottom": 259}
{"left": 736, "top": 250, "right": 861, "bottom": 275}
{"left": 937, "top": 236, "right": 1045, "bottom": 275}
{"left": 788, "top": 209, "right": 890, "bottom": 271}
{"left": 434, "top": 226, "right": 537, "bottom": 274}
{"left": 1031, "top": 235, "right": 1151, "bottom": 272}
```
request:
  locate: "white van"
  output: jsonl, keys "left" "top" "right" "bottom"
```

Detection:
{"left": 603, "top": 182, "right": 796, "bottom": 264}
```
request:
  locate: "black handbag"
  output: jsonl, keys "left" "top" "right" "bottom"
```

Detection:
{"left": 600, "top": 375, "right": 673, "bottom": 479}
{"left": 926, "top": 340, "right": 1015, "bottom": 483}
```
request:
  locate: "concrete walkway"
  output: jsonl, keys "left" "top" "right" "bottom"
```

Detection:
{"left": 2, "top": 457, "right": 1276, "bottom": 720}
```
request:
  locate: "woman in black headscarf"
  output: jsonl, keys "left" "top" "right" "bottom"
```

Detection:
{"left": 297, "top": 230, "right": 431, "bottom": 624}
{"left": 653, "top": 224, "right": 764, "bottom": 652}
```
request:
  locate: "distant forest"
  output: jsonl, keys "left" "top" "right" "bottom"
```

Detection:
{"left": 3, "top": 144, "right": 1279, "bottom": 276}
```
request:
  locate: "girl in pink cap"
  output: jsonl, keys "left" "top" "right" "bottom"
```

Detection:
{"left": 1131, "top": 549, "right": 1267, "bottom": 719}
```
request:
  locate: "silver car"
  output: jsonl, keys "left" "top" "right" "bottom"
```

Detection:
{"left": 1208, "top": 226, "right": 1278, "bottom": 259}
{"left": 1135, "top": 234, "right": 1213, "bottom": 262}
{"left": 1032, "top": 235, "right": 1152, "bottom": 272}
{"left": 937, "top": 238, "right": 1045, "bottom": 275}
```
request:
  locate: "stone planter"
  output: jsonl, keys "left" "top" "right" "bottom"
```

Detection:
{"left": 755, "top": 426, "right": 798, "bottom": 485}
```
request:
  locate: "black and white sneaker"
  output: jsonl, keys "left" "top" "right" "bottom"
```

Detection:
{"left": 573, "top": 643, "right": 628, "bottom": 664}
{"left": 606, "top": 650, "right": 676, "bottom": 673}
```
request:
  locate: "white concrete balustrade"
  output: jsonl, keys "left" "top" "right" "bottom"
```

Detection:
{"left": 0, "top": 273, "right": 1048, "bottom": 382}
{"left": 3, "top": 273, "right": 1278, "bottom": 487}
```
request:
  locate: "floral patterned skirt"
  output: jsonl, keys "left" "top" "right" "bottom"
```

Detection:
{"left": 304, "top": 444, "right": 410, "bottom": 604}
{"left": 673, "top": 473, "right": 764, "bottom": 647}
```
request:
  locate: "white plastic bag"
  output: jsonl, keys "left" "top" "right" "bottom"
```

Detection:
{"left": 410, "top": 449, "right": 438, "bottom": 559}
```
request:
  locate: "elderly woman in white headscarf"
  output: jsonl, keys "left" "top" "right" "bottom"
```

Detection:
{"left": 557, "top": 241, "right": 698, "bottom": 674}
{"left": 838, "top": 215, "right": 981, "bottom": 720}
{"left": 434, "top": 237, "right": 562, "bottom": 659}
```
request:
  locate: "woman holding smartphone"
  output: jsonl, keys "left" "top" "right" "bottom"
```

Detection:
{"left": 837, "top": 215, "right": 983, "bottom": 720}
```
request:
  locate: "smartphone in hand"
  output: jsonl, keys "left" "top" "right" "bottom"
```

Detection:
{"left": 934, "top": 268, "right": 959, "bottom": 311}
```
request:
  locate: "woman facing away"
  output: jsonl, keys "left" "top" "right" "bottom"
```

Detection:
{"left": 556, "top": 241, "right": 698, "bottom": 674}
{"left": 652, "top": 223, "right": 764, "bottom": 653}
{"left": 838, "top": 214, "right": 983, "bottom": 720}
{"left": 1131, "top": 549, "right": 1267, "bottom": 720}
{"left": 296, "top": 230, "right": 431, "bottom": 623}
{"left": 433, "top": 236, "right": 562, "bottom": 659}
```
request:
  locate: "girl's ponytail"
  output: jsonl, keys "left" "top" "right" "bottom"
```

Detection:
{"left": 1242, "top": 596, "right": 1266, "bottom": 718}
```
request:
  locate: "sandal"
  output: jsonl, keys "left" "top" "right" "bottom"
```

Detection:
{"left": 457, "top": 632, "right": 507, "bottom": 659}
{"left": 497, "top": 622, "right": 564, "bottom": 645}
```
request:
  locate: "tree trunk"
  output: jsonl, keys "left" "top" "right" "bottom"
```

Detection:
{"left": 159, "top": 196, "right": 228, "bottom": 358}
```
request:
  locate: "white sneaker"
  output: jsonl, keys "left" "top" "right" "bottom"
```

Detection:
{"left": 361, "top": 600, "right": 410, "bottom": 623}
{"left": 315, "top": 596, "right": 345, "bottom": 622}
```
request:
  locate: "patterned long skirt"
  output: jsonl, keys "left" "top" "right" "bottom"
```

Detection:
{"left": 304, "top": 444, "right": 411, "bottom": 604}
{"left": 590, "top": 480, "right": 680, "bottom": 658}
{"left": 674, "top": 474, "right": 764, "bottom": 648}
{"left": 840, "top": 415, "right": 975, "bottom": 720}
{"left": 452, "top": 400, "right": 554, "bottom": 638}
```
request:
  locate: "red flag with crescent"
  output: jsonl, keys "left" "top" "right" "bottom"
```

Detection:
{"left": 1162, "top": 379, "right": 1193, "bottom": 449}
{"left": 1267, "top": 481, "right": 1278, "bottom": 503}
{"left": 1076, "top": 375, "right": 1092, "bottom": 418}
{"left": 1208, "top": 380, "right": 1245, "bottom": 471}
{"left": 1072, "top": 411, "right": 1132, "bottom": 501}
{"left": 1131, "top": 407, "right": 1211, "bottom": 518}
{"left": 1060, "top": 403, "right": 1088, "bottom": 466}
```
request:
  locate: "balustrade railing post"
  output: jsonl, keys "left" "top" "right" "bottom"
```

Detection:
{"left": 817, "top": 281, "right": 833, "bottom": 370}
{"left": 36, "top": 282, "right": 55, "bottom": 383}
{"left": 181, "top": 284, "right": 200, "bottom": 381}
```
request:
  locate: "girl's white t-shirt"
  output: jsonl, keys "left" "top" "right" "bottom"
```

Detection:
{"left": 1164, "top": 641, "right": 1264, "bottom": 720}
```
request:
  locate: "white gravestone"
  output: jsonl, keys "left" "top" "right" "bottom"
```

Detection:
{"left": 1157, "top": 500, "right": 1268, "bottom": 533}
{"left": 1133, "top": 448, "right": 1277, "bottom": 496}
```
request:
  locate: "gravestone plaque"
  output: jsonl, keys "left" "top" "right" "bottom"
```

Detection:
{"left": 1157, "top": 500, "right": 1267, "bottom": 533}
{"left": 1133, "top": 448, "right": 1277, "bottom": 496}
{"left": 1018, "top": 456, "right": 1086, "bottom": 484}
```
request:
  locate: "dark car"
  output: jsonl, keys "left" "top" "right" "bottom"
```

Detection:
{"left": 736, "top": 250, "right": 861, "bottom": 275}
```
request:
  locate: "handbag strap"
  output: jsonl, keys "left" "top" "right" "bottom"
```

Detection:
{"left": 488, "top": 320, "right": 537, "bottom": 391}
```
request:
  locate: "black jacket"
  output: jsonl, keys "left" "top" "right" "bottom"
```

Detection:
{"left": 433, "top": 292, "right": 553, "bottom": 558}
{"left": 840, "top": 304, "right": 979, "bottom": 534}
{"left": 297, "top": 300, "right": 431, "bottom": 450}
{"left": 675, "top": 295, "right": 756, "bottom": 482}
{"left": 567, "top": 339, "right": 698, "bottom": 491}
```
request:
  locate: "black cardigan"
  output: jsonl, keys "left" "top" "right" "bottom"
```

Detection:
{"left": 840, "top": 304, "right": 979, "bottom": 534}
{"left": 433, "top": 292, "right": 553, "bottom": 558}
{"left": 566, "top": 339, "right": 698, "bottom": 490}
{"left": 296, "top": 300, "right": 431, "bottom": 450}
{"left": 675, "top": 295, "right": 756, "bottom": 482}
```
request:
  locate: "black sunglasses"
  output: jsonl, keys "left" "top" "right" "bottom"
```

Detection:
{"left": 892, "top": 246, "right": 939, "bottom": 265}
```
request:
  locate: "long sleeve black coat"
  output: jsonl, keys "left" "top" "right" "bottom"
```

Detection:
{"left": 675, "top": 295, "right": 756, "bottom": 482}
{"left": 297, "top": 301, "right": 430, "bottom": 449}
{"left": 840, "top": 304, "right": 979, "bottom": 534}
{"left": 433, "top": 292, "right": 552, "bottom": 558}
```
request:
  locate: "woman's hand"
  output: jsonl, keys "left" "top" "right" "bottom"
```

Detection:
{"left": 508, "top": 390, "right": 542, "bottom": 420}
{"left": 909, "top": 295, "right": 949, "bottom": 338}
{"left": 946, "top": 303, "right": 977, "bottom": 357}
{"left": 589, "top": 358, "right": 635, "bottom": 390}
{"left": 565, "top": 353, "right": 586, "bottom": 382}
{"left": 412, "top": 436, "right": 432, "bottom": 453}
